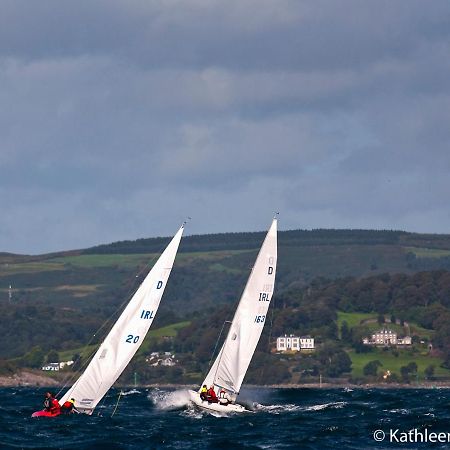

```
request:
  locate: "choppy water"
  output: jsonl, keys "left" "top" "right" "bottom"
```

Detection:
{"left": 1, "top": 387, "right": 450, "bottom": 449}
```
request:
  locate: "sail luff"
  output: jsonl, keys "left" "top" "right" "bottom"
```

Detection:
{"left": 59, "top": 225, "right": 184, "bottom": 412}
{"left": 202, "top": 218, "right": 277, "bottom": 395}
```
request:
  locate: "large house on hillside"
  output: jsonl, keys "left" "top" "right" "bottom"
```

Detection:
{"left": 276, "top": 334, "right": 315, "bottom": 352}
{"left": 362, "top": 328, "right": 412, "bottom": 347}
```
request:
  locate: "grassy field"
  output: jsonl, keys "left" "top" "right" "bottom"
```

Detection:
{"left": 405, "top": 247, "right": 450, "bottom": 258}
{"left": 337, "top": 311, "right": 376, "bottom": 329}
{"left": 0, "top": 261, "right": 66, "bottom": 274}
{"left": 52, "top": 250, "right": 251, "bottom": 270}
{"left": 348, "top": 349, "right": 450, "bottom": 379}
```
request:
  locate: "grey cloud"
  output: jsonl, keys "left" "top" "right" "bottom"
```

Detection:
{"left": 1, "top": 1, "right": 450, "bottom": 253}
{"left": 1, "top": 0, "right": 449, "bottom": 71}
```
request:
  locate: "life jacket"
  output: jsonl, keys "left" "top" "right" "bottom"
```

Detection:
{"left": 200, "top": 387, "right": 207, "bottom": 393}
{"left": 62, "top": 401, "right": 74, "bottom": 410}
{"left": 49, "top": 398, "right": 61, "bottom": 414}
{"left": 207, "top": 388, "right": 217, "bottom": 399}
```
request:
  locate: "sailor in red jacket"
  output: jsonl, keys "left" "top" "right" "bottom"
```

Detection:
{"left": 43, "top": 392, "right": 61, "bottom": 415}
{"left": 206, "top": 385, "right": 219, "bottom": 403}
{"left": 61, "top": 398, "right": 78, "bottom": 414}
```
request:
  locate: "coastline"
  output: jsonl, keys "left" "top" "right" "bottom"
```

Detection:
{"left": 2, "top": 372, "right": 450, "bottom": 389}
{"left": 0, "top": 371, "right": 60, "bottom": 387}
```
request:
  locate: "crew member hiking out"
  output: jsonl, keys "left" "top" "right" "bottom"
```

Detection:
{"left": 61, "top": 398, "right": 78, "bottom": 414}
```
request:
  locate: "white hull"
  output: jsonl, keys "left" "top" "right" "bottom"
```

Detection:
{"left": 188, "top": 390, "right": 250, "bottom": 414}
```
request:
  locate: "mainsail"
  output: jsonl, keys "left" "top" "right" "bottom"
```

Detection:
{"left": 201, "top": 218, "right": 277, "bottom": 398}
{"left": 59, "top": 224, "right": 184, "bottom": 413}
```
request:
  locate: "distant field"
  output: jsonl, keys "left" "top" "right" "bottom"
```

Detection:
{"left": 51, "top": 250, "right": 250, "bottom": 269}
{"left": 0, "top": 261, "right": 65, "bottom": 274}
{"left": 337, "top": 312, "right": 376, "bottom": 329}
{"left": 349, "top": 349, "right": 450, "bottom": 379}
{"left": 53, "top": 284, "right": 103, "bottom": 298}
{"left": 405, "top": 247, "right": 450, "bottom": 258}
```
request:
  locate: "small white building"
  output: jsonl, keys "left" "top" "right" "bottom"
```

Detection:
{"left": 42, "top": 363, "right": 60, "bottom": 371}
{"left": 145, "top": 352, "right": 177, "bottom": 367}
{"left": 276, "top": 334, "right": 315, "bottom": 352}
{"left": 397, "top": 336, "right": 412, "bottom": 346}
{"left": 160, "top": 357, "right": 176, "bottom": 367}
{"left": 59, "top": 360, "right": 74, "bottom": 369}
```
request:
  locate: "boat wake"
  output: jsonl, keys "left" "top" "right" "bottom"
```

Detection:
{"left": 180, "top": 405, "right": 226, "bottom": 419}
{"left": 254, "top": 403, "right": 302, "bottom": 414}
{"left": 254, "top": 401, "right": 347, "bottom": 414}
{"left": 147, "top": 389, "right": 191, "bottom": 411}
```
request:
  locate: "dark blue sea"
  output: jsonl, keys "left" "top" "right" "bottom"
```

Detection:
{"left": 1, "top": 387, "right": 450, "bottom": 449}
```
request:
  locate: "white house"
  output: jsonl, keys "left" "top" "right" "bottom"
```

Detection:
{"left": 145, "top": 352, "right": 177, "bottom": 367}
{"left": 160, "top": 357, "right": 176, "bottom": 367}
{"left": 363, "top": 328, "right": 411, "bottom": 347}
{"left": 276, "top": 334, "right": 315, "bottom": 352}
{"left": 59, "top": 360, "right": 74, "bottom": 369}
{"left": 374, "top": 328, "right": 397, "bottom": 345}
{"left": 42, "top": 363, "right": 60, "bottom": 371}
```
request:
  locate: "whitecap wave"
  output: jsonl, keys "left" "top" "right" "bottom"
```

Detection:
{"left": 121, "top": 389, "right": 141, "bottom": 396}
{"left": 147, "top": 388, "right": 191, "bottom": 411}
{"left": 254, "top": 401, "right": 347, "bottom": 414}
{"left": 253, "top": 403, "right": 302, "bottom": 414}
{"left": 303, "top": 401, "right": 347, "bottom": 411}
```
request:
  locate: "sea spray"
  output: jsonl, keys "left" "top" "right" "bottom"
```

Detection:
{"left": 147, "top": 388, "right": 191, "bottom": 410}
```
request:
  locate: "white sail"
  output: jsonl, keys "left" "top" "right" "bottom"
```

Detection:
{"left": 201, "top": 218, "right": 277, "bottom": 397}
{"left": 59, "top": 225, "right": 184, "bottom": 413}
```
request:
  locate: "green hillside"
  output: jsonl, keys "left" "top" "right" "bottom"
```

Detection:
{"left": 2, "top": 228, "right": 450, "bottom": 385}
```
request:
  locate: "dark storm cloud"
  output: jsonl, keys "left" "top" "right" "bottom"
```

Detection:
{"left": 0, "top": 0, "right": 449, "bottom": 253}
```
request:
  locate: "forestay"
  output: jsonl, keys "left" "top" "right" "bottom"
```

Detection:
{"left": 202, "top": 218, "right": 277, "bottom": 398}
{"left": 59, "top": 225, "right": 184, "bottom": 413}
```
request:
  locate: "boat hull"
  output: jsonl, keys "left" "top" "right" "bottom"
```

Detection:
{"left": 188, "top": 390, "right": 250, "bottom": 413}
{"left": 31, "top": 410, "right": 60, "bottom": 418}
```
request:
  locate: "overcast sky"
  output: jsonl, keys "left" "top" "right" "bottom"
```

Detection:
{"left": 1, "top": 0, "right": 450, "bottom": 254}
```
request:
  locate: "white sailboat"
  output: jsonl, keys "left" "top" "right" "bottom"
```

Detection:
{"left": 33, "top": 224, "right": 185, "bottom": 417}
{"left": 189, "top": 217, "right": 277, "bottom": 413}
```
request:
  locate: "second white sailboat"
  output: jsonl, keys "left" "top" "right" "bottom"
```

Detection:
{"left": 189, "top": 217, "right": 278, "bottom": 413}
